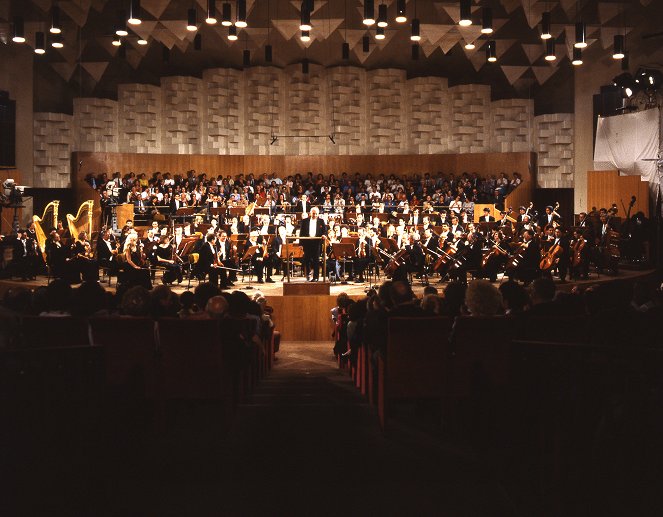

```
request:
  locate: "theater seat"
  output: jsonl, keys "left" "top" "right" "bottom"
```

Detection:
{"left": 19, "top": 316, "right": 90, "bottom": 348}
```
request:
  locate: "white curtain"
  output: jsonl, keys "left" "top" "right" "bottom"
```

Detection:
{"left": 593, "top": 107, "right": 660, "bottom": 185}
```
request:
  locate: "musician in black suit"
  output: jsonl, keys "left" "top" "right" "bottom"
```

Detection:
{"left": 508, "top": 229, "right": 540, "bottom": 284}
{"left": 539, "top": 205, "right": 561, "bottom": 228}
{"left": 299, "top": 207, "right": 327, "bottom": 282}
{"left": 294, "top": 194, "right": 311, "bottom": 215}
{"left": 197, "top": 233, "right": 221, "bottom": 287}
{"left": 216, "top": 230, "right": 236, "bottom": 287}
{"left": 97, "top": 228, "right": 119, "bottom": 275}
{"left": 480, "top": 207, "right": 495, "bottom": 222}
{"left": 45, "top": 231, "right": 68, "bottom": 279}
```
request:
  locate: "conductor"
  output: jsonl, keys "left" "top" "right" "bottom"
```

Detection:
{"left": 299, "top": 207, "right": 327, "bottom": 282}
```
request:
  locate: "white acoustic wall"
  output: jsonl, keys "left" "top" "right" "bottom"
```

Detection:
{"left": 34, "top": 65, "right": 575, "bottom": 188}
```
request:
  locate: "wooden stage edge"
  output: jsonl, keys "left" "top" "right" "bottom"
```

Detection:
{"left": 0, "top": 270, "right": 656, "bottom": 342}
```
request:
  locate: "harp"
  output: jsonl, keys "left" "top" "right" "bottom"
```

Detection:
{"left": 66, "top": 200, "right": 94, "bottom": 239}
{"left": 33, "top": 200, "right": 60, "bottom": 255}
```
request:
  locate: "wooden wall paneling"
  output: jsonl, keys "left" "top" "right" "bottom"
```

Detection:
{"left": 266, "top": 294, "right": 338, "bottom": 341}
{"left": 587, "top": 170, "right": 649, "bottom": 217}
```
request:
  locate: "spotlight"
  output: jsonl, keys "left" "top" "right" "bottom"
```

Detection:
{"left": 395, "top": 0, "right": 407, "bottom": 23}
{"left": 236, "top": 0, "right": 247, "bottom": 28}
{"left": 376, "top": 27, "right": 385, "bottom": 40}
{"left": 545, "top": 39, "right": 556, "bottom": 61}
{"left": 301, "top": 30, "right": 310, "bottom": 42}
{"left": 481, "top": 7, "right": 493, "bottom": 34}
{"left": 377, "top": 4, "right": 388, "bottom": 28}
{"left": 35, "top": 32, "right": 46, "bottom": 54}
{"left": 363, "top": 0, "right": 375, "bottom": 26}
{"left": 613, "top": 72, "right": 637, "bottom": 98}
{"left": 51, "top": 34, "right": 64, "bottom": 48}
{"left": 486, "top": 40, "right": 496, "bottom": 62}
{"left": 613, "top": 34, "right": 624, "bottom": 59}
{"left": 50, "top": 6, "right": 62, "bottom": 34}
{"left": 12, "top": 17, "right": 25, "bottom": 43}
{"left": 228, "top": 25, "right": 238, "bottom": 40}
{"left": 128, "top": 0, "right": 142, "bottom": 25}
{"left": 206, "top": 0, "right": 217, "bottom": 24}
{"left": 300, "top": 2, "right": 312, "bottom": 31}
{"left": 222, "top": 2, "right": 232, "bottom": 26}
{"left": 540, "top": 12, "right": 551, "bottom": 40}
{"left": 459, "top": 0, "right": 472, "bottom": 27}
{"left": 464, "top": 41, "right": 475, "bottom": 50}
{"left": 572, "top": 47, "right": 583, "bottom": 66}
{"left": 634, "top": 68, "right": 663, "bottom": 91}
{"left": 411, "top": 18, "right": 420, "bottom": 41}
{"left": 187, "top": 8, "right": 197, "bottom": 31}
{"left": 574, "top": 21, "right": 586, "bottom": 49}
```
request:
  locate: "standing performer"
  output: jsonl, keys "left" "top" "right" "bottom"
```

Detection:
{"left": 299, "top": 207, "right": 327, "bottom": 282}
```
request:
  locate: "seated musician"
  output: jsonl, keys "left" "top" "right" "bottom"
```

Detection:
{"left": 450, "top": 216, "right": 463, "bottom": 235}
{"left": 272, "top": 225, "right": 290, "bottom": 281}
{"left": 155, "top": 235, "right": 183, "bottom": 285}
{"left": 507, "top": 229, "right": 540, "bottom": 285}
{"left": 96, "top": 228, "right": 119, "bottom": 275}
{"left": 46, "top": 230, "right": 68, "bottom": 279}
{"left": 480, "top": 207, "right": 495, "bottom": 222}
{"left": 122, "top": 231, "right": 152, "bottom": 289}
{"left": 405, "top": 234, "right": 426, "bottom": 281}
{"left": 246, "top": 230, "right": 267, "bottom": 283}
{"left": 570, "top": 228, "right": 590, "bottom": 280}
{"left": 351, "top": 227, "right": 370, "bottom": 283}
{"left": 197, "top": 233, "right": 222, "bottom": 287}
{"left": 71, "top": 231, "right": 99, "bottom": 282}
{"left": 217, "top": 230, "right": 236, "bottom": 287}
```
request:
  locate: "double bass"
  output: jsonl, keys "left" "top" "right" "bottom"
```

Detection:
{"left": 540, "top": 241, "right": 563, "bottom": 271}
{"left": 571, "top": 236, "right": 586, "bottom": 268}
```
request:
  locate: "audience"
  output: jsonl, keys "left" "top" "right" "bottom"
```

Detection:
{"left": 464, "top": 279, "right": 503, "bottom": 316}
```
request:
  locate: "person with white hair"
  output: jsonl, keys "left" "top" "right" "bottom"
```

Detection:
{"left": 298, "top": 206, "right": 327, "bottom": 282}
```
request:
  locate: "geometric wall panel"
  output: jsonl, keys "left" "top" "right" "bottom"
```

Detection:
{"left": 535, "top": 113, "right": 574, "bottom": 188}
{"left": 118, "top": 83, "right": 162, "bottom": 154}
{"left": 34, "top": 112, "right": 73, "bottom": 188}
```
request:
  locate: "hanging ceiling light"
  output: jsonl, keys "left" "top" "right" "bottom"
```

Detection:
{"left": 128, "top": 0, "right": 142, "bottom": 25}
{"left": 50, "top": 5, "right": 62, "bottom": 34}
{"left": 12, "top": 17, "right": 25, "bottom": 43}
{"left": 481, "top": 7, "right": 492, "bottom": 34}
{"left": 112, "top": 36, "right": 122, "bottom": 46}
{"left": 459, "top": 0, "right": 472, "bottom": 27}
{"left": 410, "top": 18, "right": 420, "bottom": 41}
{"left": 300, "top": 2, "right": 312, "bottom": 31}
{"left": 187, "top": 8, "right": 197, "bottom": 31}
{"left": 342, "top": 41, "right": 350, "bottom": 60}
{"left": 236, "top": 0, "right": 247, "bottom": 28}
{"left": 301, "top": 30, "right": 310, "bottom": 42}
{"left": 572, "top": 47, "right": 583, "bottom": 66}
{"left": 465, "top": 41, "right": 475, "bottom": 50}
{"left": 206, "top": 0, "right": 217, "bottom": 24}
{"left": 376, "top": 27, "right": 385, "bottom": 40}
{"left": 377, "top": 4, "right": 388, "bottom": 28}
{"left": 613, "top": 34, "right": 625, "bottom": 59}
{"left": 51, "top": 34, "right": 64, "bottom": 48}
{"left": 545, "top": 38, "right": 556, "bottom": 61}
{"left": 222, "top": 2, "right": 232, "bottom": 26}
{"left": 35, "top": 32, "right": 46, "bottom": 54}
{"left": 137, "top": 37, "right": 148, "bottom": 45}
{"left": 363, "top": 0, "right": 375, "bottom": 26}
{"left": 540, "top": 12, "right": 551, "bottom": 39}
{"left": 228, "top": 25, "right": 238, "bottom": 40}
{"left": 116, "top": 12, "right": 129, "bottom": 37}
{"left": 265, "top": 44, "right": 272, "bottom": 62}
{"left": 412, "top": 43, "right": 419, "bottom": 60}
{"left": 574, "top": 21, "right": 586, "bottom": 48}
{"left": 395, "top": 0, "right": 407, "bottom": 23}
{"left": 486, "top": 40, "right": 496, "bottom": 62}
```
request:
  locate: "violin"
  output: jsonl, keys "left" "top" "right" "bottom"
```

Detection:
{"left": 481, "top": 240, "right": 509, "bottom": 268}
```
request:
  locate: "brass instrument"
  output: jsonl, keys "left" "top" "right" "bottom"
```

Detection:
{"left": 33, "top": 200, "right": 60, "bottom": 257}
{"left": 66, "top": 200, "right": 94, "bottom": 240}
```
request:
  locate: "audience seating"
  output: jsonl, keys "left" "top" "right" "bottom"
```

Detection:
{"left": 18, "top": 316, "right": 90, "bottom": 348}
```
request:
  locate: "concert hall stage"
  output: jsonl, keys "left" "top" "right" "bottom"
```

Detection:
{"left": 0, "top": 268, "right": 656, "bottom": 341}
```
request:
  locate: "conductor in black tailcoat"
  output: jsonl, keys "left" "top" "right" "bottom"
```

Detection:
{"left": 299, "top": 207, "right": 327, "bottom": 281}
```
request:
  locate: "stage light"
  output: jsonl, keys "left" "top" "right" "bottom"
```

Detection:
{"left": 395, "top": 0, "right": 407, "bottom": 23}
{"left": 236, "top": 0, "right": 247, "bottom": 28}
{"left": 206, "top": 0, "right": 217, "bottom": 24}
{"left": 572, "top": 47, "right": 583, "bottom": 66}
{"left": 51, "top": 34, "right": 64, "bottom": 48}
{"left": 265, "top": 45, "right": 272, "bottom": 62}
{"left": 301, "top": 30, "right": 310, "bottom": 42}
{"left": 465, "top": 41, "right": 475, "bottom": 50}
{"left": 486, "top": 40, "right": 496, "bottom": 62}
{"left": 481, "top": 7, "right": 492, "bottom": 34}
{"left": 540, "top": 12, "right": 551, "bottom": 40}
{"left": 377, "top": 4, "right": 388, "bottom": 28}
{"left": 363, "top": 0, "right": 375, "bottom": 26}
{"left": 112, "top": 36, "right": 122, "bottom": 46}
{"left": 300, "top": 2, "right": 312, "bottom": 31}
{"left": 35, "top": 32, "right": 46, "bottom": 54}
{"left": 410, "top": 18, "right": 420, "bottom": 41}
{"left": 222, "top": 2, "right": 232, "bottom": 26}
{"left": 12, "top": 17, "right": 25, "bottom": 43}
{"left": 574, "top": 21, "right": 587, "bottom": 48}
{"left": 545, "top": 38, "right": 556, "bottom": 61}
{"left": 376, "top": 27, "right": 385, "bottom": 40}
{"left": 228, "top": 25, "right": 238, "bottom": 40}
{"left": 613, "top": 72, "right": 636, "bottom": 98}
{"left": 50, "top": 5, "right": 62, "bottom": 34}
{"left": 128, "top": 0, "right": 142, "bottom": 25}
{"left": 459, "top": 0, "right": 472, "bottom": 27}
{"left": 187, "top": 8, "right": 197, "bottom": 31}
{"left": 613, "top": 34, "right": 625, "bottom": 59}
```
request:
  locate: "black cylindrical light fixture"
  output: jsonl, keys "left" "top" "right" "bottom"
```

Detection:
{"left": 243, "top": 49, "right": 250, "bottom": 66}
{"left": 377, "top": 4, "right": 388, "bottom": 28}
{"left": 206, "top": 0, "right": 217, "bottom": 24}
{"left": 187, "top": 8, "right": 197, "bottom": 31}
{"left": 540, "top": 11, "right": 551, "bottom": 39}
{"left": 228, "top": 25, "right": 238, "bottom": 40}
{"left": 194, "top": 33, "right": 202, "bottom": 50}
{"left": 481, "top": 7, "right": 492, "bottom": 34}
{"left": 459, "top": 0, "right": 472, "bottom": 27}
{"left": 265, "top": 44, "right": 272, "bottom": 62}
{"left": 342, "top": 42, "right": 350, "bottom": 59}
{"left": 574, "top": 21, "right": 586, "bottom": 48}
{"left": 486, "top": 40, "right": 496, "bottom": 62}
{"left": 128, "top": 0, "right": 142, "bottom": 25}
{"left": 396, "top": 0, "right": 407, "bottom": 23}
{"left": 300, "top": 2, "right": 312, "bottom": 31}
{"left": 362, "top": 35, "right": 370, "bottom": 52}
{"left": 302, "top": 58, "right": 309, "bottom": 74}
{"left": 35, "top": 32, "right": 46, "bottom": 54}
{"left": 613, "top": 34, "right": 625, "bottom": 59}
{"left": 410, "top": 18, "right": 420, "bottom": 41}
{"left": 572, "top": 47, "right": 583, "bottom": 66}
{"left": 376, "top": 27, "right": 385, "bottom": 40}
{"left": 222, "top": 2, "right": 232, "bottom": 26}
{"left": 50, "top": 5, "right": 62, "bottom": 34}
{"left": 363, "top": 0, "right": 375, "bottom": 26}
{"left": 412, "top": 43, "right": 419, "bottom": 60}
{"left": 236, "top": 0, "right": 247, "bottom": 28}
{"left": 545, "top": 38, "right": 556, "bottom": 61}
{"left": 51, "top": 34, "right": 64, "bottom": 48}
{"left": 12, "top": 17, "right": 25, "bottom": 43}
{"left": 301, "top": 30, "right": 310, "bottom": 42}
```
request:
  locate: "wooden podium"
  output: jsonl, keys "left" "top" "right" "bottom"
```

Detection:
{"left": 283, "top": 281, "right": 331, "bottom": 296}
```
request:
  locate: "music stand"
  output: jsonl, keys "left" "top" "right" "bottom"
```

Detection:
{"left": 379, "top": 237, "right": 399, "bottom": 253}
{"left": 332, "top": 242, "right": 356, "bottom": 283}
{"left": 241, "top": 245, "right": 259, "bottom": 282}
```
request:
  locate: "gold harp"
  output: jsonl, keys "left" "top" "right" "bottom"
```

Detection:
{"left": 66, "top": 200, "right": 94, "bottom": 239}
{"left": 33, "top": 200, "right": 60, "bottom": 255}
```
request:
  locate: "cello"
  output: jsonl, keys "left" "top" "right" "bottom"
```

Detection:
{"left": 540, "top": 241, "right": 563, "bottom": 271}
